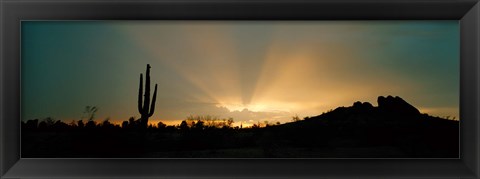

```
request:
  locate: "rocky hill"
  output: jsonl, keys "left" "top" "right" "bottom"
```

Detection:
{"left": 265, "top": 95, "right": 459, "bottom": 158}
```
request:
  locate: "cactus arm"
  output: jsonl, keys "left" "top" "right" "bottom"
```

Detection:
{"left": 143, "top": 64, "right": 151, "bottom": 114}
{"left": 138, "top": 74, "right": 143, "bottom": 113}
{"left": 149, "top": 84, "right": 157, "bottom": 117}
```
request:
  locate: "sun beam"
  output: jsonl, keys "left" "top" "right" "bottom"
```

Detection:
{"left": 112, "top": 21, "right": 459, "bottom": 124}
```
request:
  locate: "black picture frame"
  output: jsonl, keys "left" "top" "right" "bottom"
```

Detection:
{"left": 1, "top": 0, "right": 479, "bottom": 178}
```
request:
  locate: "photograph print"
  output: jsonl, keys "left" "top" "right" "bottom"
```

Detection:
{"left": 21, "top": 21, "right": 459, "bottom": 158}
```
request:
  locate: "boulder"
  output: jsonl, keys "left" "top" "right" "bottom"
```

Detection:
{"left": 377, "top": 95, "right": 420, "bottom": 115}
{"left": 353, "top": 101, "right": 373, "bottom": 109}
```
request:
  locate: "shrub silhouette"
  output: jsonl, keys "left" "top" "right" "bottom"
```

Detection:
{"left": 179, "top": 120, "right": 189, "bottom": 131}
{"left": 157, "top": 121, "right": 166, "bottom": 129}
{"left": 85, "top": 120, "right": 96, "bottom": 129}
{"left": 43, "top": 117, "right": 56, "bottom": 127}
{"left": 77, "top": 120, "right": 85, "bottom": 128}
{"left": 193, "top": 120, "right": 205, "bottom": 130}
{"left": 122, "top": 121, "right": 129, "bottom": 129}
{"left": 25, "top": 119, "right": 39, "bottom": 130}
{"left": 101, "top": 118, "right": 114, "bottom": 129}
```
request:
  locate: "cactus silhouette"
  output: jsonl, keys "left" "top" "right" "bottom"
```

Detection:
{"left": 138, "top": 64, "right": 158, "bottom": 128}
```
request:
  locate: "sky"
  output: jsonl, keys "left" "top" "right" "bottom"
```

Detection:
{"left": 21, "top": 21, "right": 460, "bottom": 126}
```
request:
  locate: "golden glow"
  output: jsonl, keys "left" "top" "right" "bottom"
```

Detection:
{"left": 217, "top": 102, "right": 291, "bottom": 113}
{"left": 115, "top": 22, "right": 459, "bottom": 124}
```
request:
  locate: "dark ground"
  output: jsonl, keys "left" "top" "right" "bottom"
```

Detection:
{"left": 21, "top": 96, "right": 459, "bottom": 158}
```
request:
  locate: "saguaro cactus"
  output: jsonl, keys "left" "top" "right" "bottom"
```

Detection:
{"left": 138, "top": 64, "right": 158, "bottom": 128}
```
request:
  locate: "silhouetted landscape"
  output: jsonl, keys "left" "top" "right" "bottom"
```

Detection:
{"left": 20, "top": 21, "right": 462, "bottom": 158}
{"left": 21, "top": 22, "right": 460, "bottom": 158}
{"left": 22, "top": 95, "right": 458, "bottom": 158}
{"left": 20, "top": 64, "right": 458, "bottom": 158}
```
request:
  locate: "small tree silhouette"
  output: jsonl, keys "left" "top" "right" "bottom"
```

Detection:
{"left": 83, "top": 106, "right": 98, "bottom": 122}
{"left": 227, "top": 118, "right": 234, "bottom": 127}
{"left": 138, "top": 64, "right": 158, "bottom": 129}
